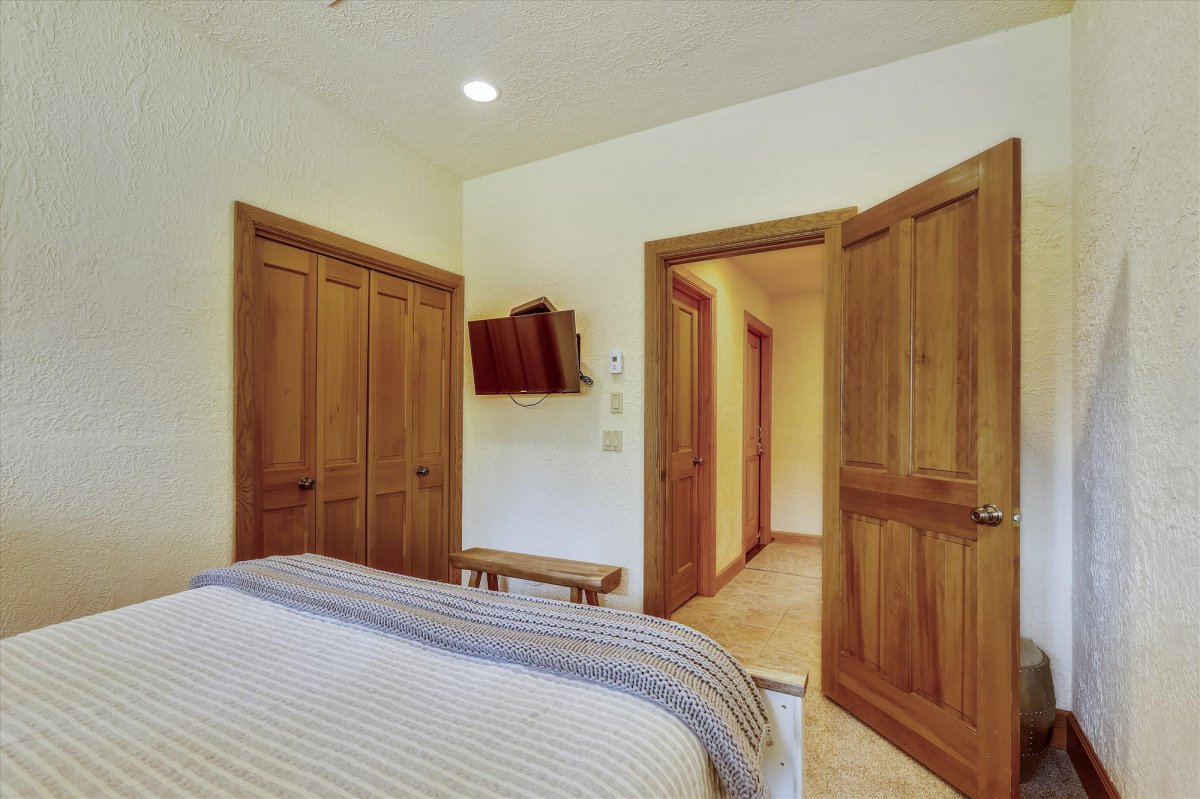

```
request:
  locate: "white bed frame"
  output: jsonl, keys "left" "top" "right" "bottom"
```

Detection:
{"left": 748, "top": 666, "right": 807, "bottom": 799}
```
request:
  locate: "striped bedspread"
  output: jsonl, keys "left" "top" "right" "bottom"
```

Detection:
{"left": 0, "top": 555, "right": 771, "bottom": 799}
{"left": 1, "top": 584, "right": 721, "bottom": 798}
{"left": 190, "top": 556, "right": 769, "bottom": 798}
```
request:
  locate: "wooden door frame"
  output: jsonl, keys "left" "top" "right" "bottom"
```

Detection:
{"left": 670, "top": 268, "right": 717, "bottom": 598}
{"left": 234, "top": 202, "right": 465, "bottom": 579}
{"left": 644, "top": 207, "right": 856, "bottom": 618}
{"left": 743, "top": 310, "right": 774, "bottom": 552}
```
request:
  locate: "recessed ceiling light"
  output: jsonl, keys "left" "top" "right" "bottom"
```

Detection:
{"left": 463, "top": 81, "right": 499, "bottom": 103}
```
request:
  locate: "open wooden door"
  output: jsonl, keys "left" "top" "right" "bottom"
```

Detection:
{"left": 822, "top": 139, "right": 1021, "bottom": 798}
{"left": 667, "top": 282, "right": 703, "bottom": 612}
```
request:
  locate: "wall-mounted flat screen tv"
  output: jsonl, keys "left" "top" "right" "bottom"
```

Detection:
{"left": 468, "top": 310, "right": 581, "bottom": 395}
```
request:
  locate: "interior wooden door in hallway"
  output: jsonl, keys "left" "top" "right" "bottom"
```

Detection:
{"left": 822, "top": 139, "right": 1022, "bottom": 798}
{"left": 667, "top": 273, "right": 714, "bottom": 613}
{"left": 743, "top": 314, "right": 772, "bottom": 554}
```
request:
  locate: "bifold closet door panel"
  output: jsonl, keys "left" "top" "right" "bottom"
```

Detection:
{"left": 366, "top": 271, "right": 414, "bottom": 574}
{"left": 410, "top": 284, "right": 452, "bottom": 581}
{"left": 315, "top": 256, "right": 369, "bottom": 564}
{"left": 256, "top": 238, "right": 318, "bottom": 556}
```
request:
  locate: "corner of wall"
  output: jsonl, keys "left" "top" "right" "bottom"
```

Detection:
{"left": 1068, "top": 1, "right": 1200, "bottom": 794}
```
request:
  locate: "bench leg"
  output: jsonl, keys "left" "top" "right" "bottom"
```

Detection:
{"left": 570, "top": 587, "right": 582, "bottom": 604}
{"left": 468, "top": 570, "right": 481, "bottom": 589}
{"left": 487, "top": 573, "right": 499, "bottom": 592}
{"left": 584, "top": 590, "right": 601, "bottom": 607}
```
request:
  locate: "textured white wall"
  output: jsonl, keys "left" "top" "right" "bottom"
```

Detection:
{"left": 0, "top": 0, "right": 462, "bottom": 637}
{"left": 769, "top": 289, "right": 824, "bottom": 537}
{"left": 1070, "top": 1, "right": 1200, "bottom": 794}
{"left": 682, "top": 259, "right": 773, "bottom": 571}
{"left": 464, "top": 18, "right": 1075, "bottom": 702}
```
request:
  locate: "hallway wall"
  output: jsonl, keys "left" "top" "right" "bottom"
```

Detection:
{"left": 769, "top": 289, "right": 824, "bottom": 536}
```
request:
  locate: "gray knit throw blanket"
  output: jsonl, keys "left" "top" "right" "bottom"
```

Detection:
{"left": 190, "top": 555, "right": 770, "bottom": 798}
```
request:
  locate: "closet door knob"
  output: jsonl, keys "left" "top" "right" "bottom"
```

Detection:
{"left": 297, "top": 477, "right": 316, "bottom": 491}
{"left": 415, "top": 466, "right": 430, "bottom": 476}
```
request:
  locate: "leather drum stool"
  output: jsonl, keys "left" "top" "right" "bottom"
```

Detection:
{"left": 1019, "top": 637, "right": 1057, "bottom": 782}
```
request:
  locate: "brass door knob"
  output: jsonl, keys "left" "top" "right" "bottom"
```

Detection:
{"left": 971, "top": 504, "right": 1003, "bottom": 526}
{"left": 298, "top": 477, "right": 316, "bottom": 491}
{"left": 415, "top": 466, "right": 430, "bottom": 476}
{"left": 693, "top": 456, "right": 704, "bottom": 465}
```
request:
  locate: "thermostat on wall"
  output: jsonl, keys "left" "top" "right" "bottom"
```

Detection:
{"left": 609, "top": 350, "right": 623, "bottom": 374}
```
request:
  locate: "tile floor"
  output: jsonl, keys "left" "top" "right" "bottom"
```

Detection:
{"left": 670, "top": 537, "right": 1084, "bottom": 799}
{"left": 671, "top": 540, "right": 824, "bottom": 682}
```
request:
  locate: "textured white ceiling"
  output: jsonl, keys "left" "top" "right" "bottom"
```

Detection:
{"left": 146, "top": 0, "right": 1071, "bottom": 178}
{"left": 733, "top": 244, "right": 826, "bottom": 296}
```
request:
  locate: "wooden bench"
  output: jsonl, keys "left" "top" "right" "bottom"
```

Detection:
{"left": 450, "top": 547, "right": 622, "bottom": 606}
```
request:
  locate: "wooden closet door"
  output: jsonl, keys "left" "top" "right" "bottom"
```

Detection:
{"left": 315, "top": 256, "right": 369, "bottom": 563}
{"left": 236, "top": 204, "right": 462, "bottom": 573}
{"left": 366, "top": 271, "right": 414, "bottom": 573}
{"left": 255, "top": 238, "right": 317, "bottom": 556}
{"left": 410, "top": 284, "right": 451, "bottom": 581}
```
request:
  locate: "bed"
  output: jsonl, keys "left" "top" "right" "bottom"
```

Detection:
{"left": 0, "top": 556, "right": 804, "bottom": 799}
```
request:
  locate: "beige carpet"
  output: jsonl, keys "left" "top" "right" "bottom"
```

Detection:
{"left": 805, "top": 688, "right": 1084, "bottom": 797}
{"left": 696, "top": 539, "right": 1086, "bottom": 798}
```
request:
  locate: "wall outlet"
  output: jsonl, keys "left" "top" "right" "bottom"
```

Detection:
{"left": 602, "top": 430, "right": 623, "bottom": 451}
{"left": 610, "top": 392, "right": 623, "bottom": 414}
{"left": 609, "top": 350, "right": 623, "bottom": 373}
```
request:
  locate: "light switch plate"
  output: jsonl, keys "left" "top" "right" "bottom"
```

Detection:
{"left": 602, "top": 430, "right": 622, "bottom": 451}
{"left": 610, "top": 392, "right": 623, "bottom": 414}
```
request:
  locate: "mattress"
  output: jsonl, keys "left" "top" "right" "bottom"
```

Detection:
{"left": 0, "top": 585, "right": 721, "bottom": 798}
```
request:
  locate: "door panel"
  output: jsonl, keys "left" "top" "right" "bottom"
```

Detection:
{"left": 840, "top": 511, "right": 883, "bottom": 667}
{"left": 262, "top": 504, "right": 309, "bottom": 556}
{"left": 912, "top": 196, "right": 979, "bottom": 480}
{"left": 841, "top": 232, "right": 893, "bottom": 471}
{"left": 367, "top": 271, "right": 413, "bottom": 574}
{"left": 668, "top": 286, "right": 701, "bottom": 611}
{"left": 315, "top": 256, "right": 369, "bottom": 564}
{"left": 256, "top": 238, "right": 317, "bottom": 556}
{"left": 913, "top": 528, "right": 977, "bottom": 723}
{"left": 824, "top": 139, "right": 1020, "bottom": 798}
{"left": 411, "top": 284, "right": 450, "bottom": 581}
{"left": 321, "top": 499, "right": 361, "bottom": 563}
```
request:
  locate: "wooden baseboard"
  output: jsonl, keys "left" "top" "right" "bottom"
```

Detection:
{"left": 1051, "top": 709, "right": 1068, "bottom": 750}
{"left": 714, "top": 555, "right": 745, "bottom": 593}
{"left": 1051, "top": 710, "right": 1119, "bottom": 799}
{"left": 771, "top": 530, "right": 821, "bottom": 544}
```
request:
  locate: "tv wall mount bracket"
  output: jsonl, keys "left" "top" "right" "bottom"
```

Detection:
{"left": 509, "top": 297, "right": 594, "bottom": 388}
